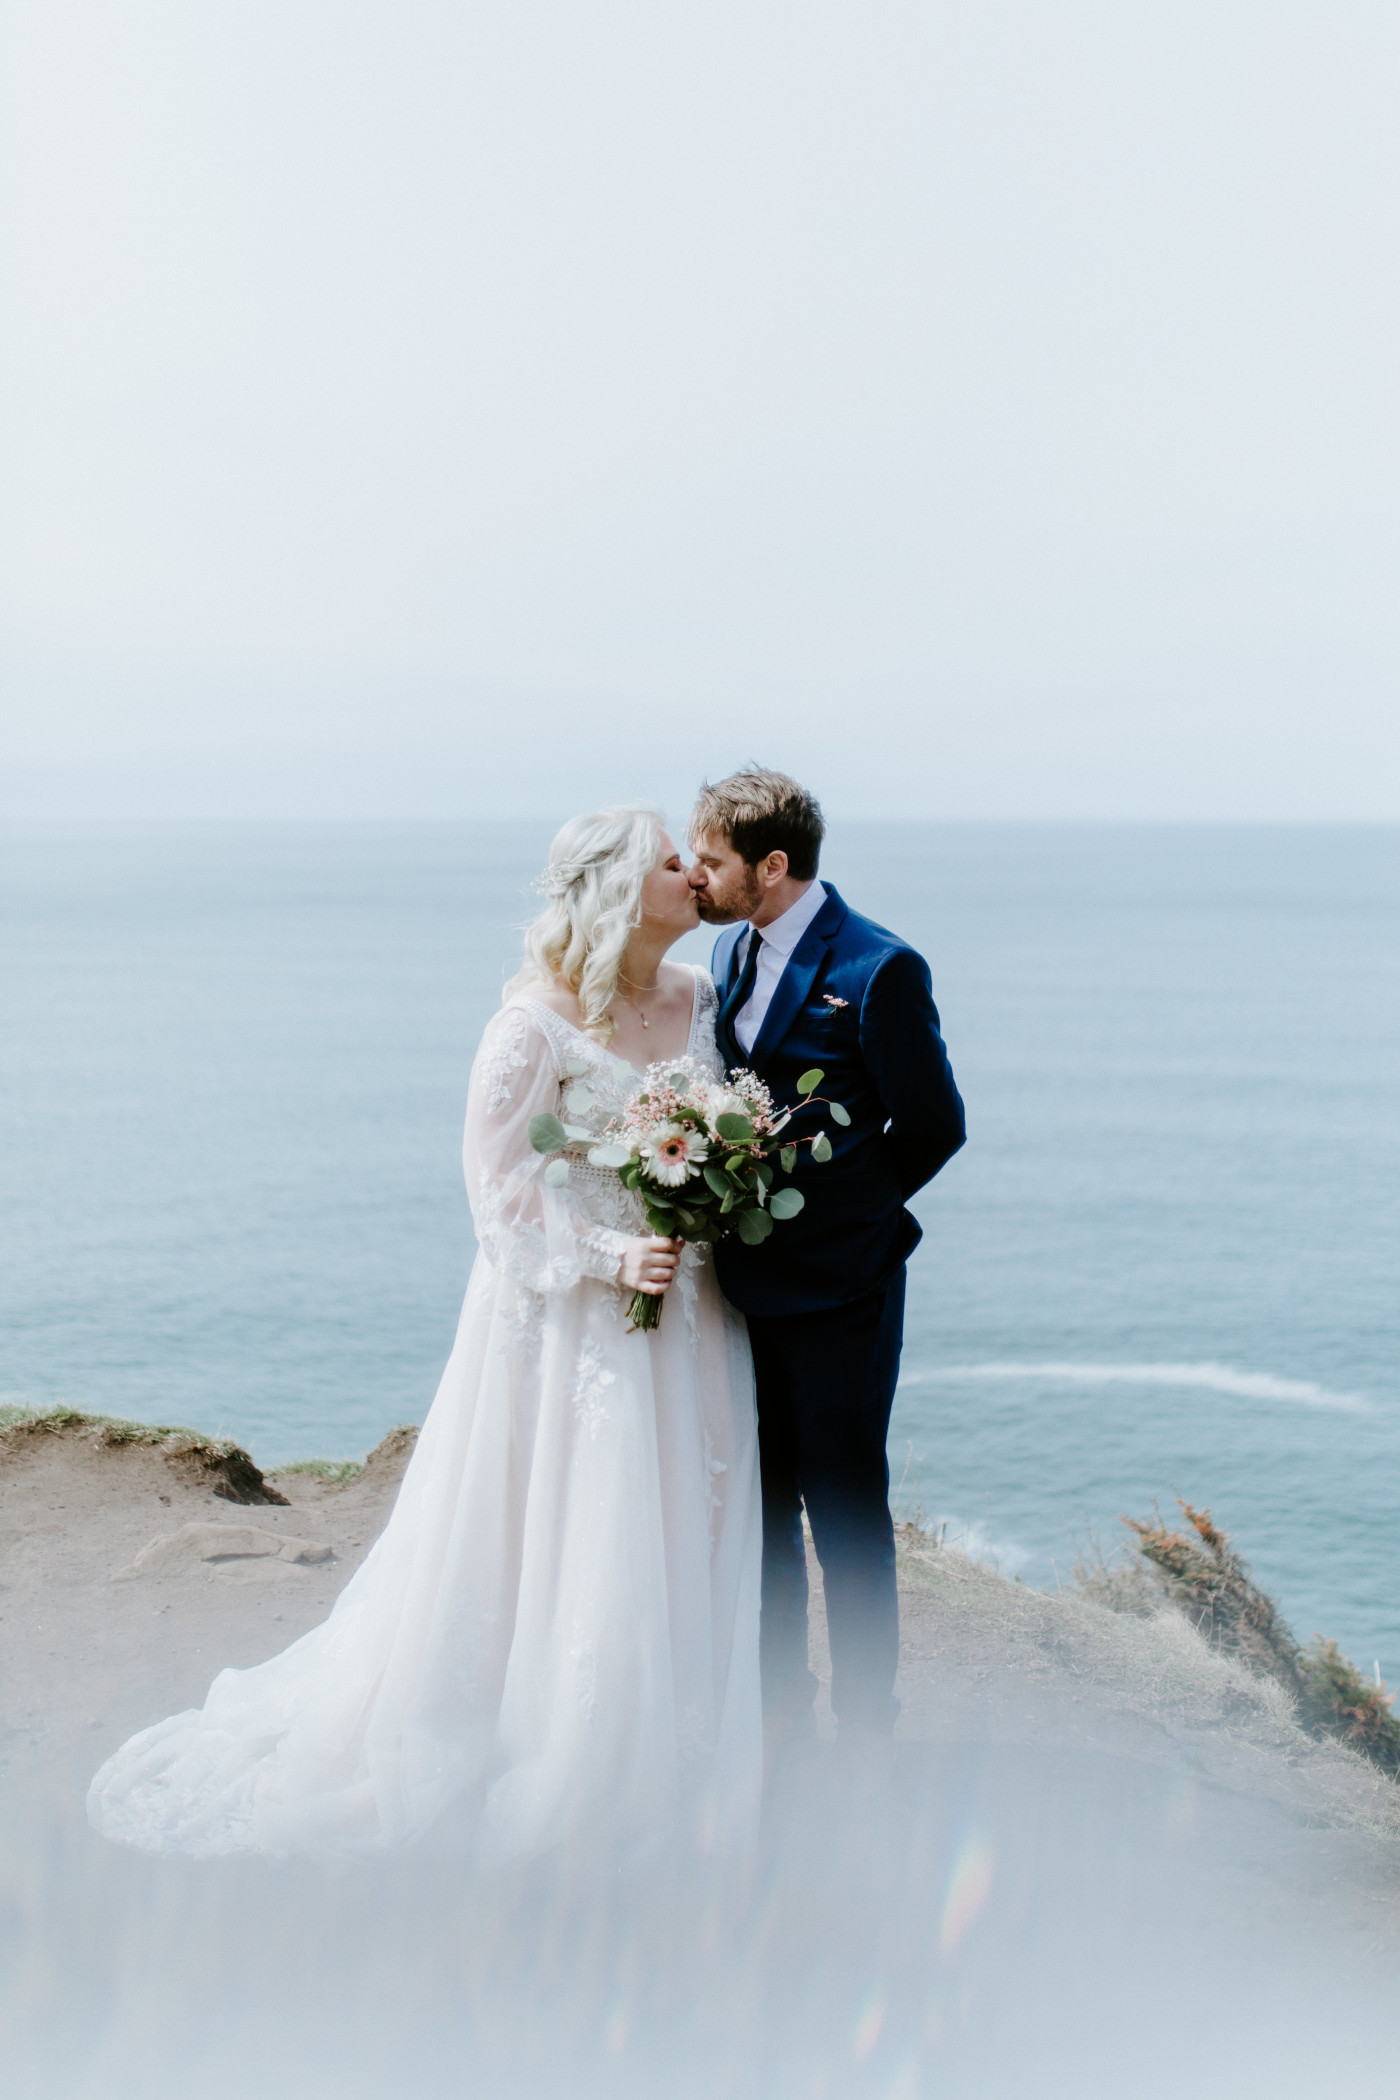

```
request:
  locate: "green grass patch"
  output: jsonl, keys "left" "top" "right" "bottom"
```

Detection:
{"left": 0, "top": 1401, "right": 234, "bottom": 1451}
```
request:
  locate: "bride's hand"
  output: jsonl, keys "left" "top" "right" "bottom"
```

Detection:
{"left": 619, "top": 1235, "right": 684, "bottom": 1295}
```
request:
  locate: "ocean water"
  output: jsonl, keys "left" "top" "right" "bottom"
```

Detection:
{"left": 4, "top": 821, "right": 1398, "bottom": 1677}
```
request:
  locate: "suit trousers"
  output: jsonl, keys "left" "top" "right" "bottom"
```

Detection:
{"left": 745, "top": 1267, "right": 906, "bottom": 1734}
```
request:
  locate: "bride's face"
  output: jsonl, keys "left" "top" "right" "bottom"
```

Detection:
{"left": 639, "top": 830, "right": 701, "bottom": 941}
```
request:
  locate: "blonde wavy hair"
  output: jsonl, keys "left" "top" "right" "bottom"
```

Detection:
{"left": 505, "top": 804, "right": 665, "bottom": 1037}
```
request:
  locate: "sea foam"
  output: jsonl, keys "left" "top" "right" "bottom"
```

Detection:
{"left": 898, "top": 1361, "right": 1371, "bottom": 1414}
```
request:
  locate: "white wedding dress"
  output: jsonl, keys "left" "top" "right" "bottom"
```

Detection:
{"left": 87, "top": 968, "right": 762, "bottom": 1863}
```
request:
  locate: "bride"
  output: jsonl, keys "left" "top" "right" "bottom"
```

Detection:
{"left": 88, "top": 807, "right": 762, "bottom": 1863}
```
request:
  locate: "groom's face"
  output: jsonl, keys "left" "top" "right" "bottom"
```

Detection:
{"left": 687, "top": 831, "right": 764, "bottom": 924}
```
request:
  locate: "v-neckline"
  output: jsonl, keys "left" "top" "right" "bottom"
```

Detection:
{"left": 519, "top": 967, "right": 702, "bottom": 1079}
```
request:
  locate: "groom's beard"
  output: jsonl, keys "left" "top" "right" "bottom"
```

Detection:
{"left": 695, "top": 868, "right": 764, "bottom": 924}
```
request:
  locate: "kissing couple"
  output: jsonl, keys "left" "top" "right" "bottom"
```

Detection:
{"left": 89, "top": 768, "right": 966, "bottom": 1863}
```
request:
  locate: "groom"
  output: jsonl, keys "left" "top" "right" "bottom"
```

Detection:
{"left": 689, "top": 768, "right": 965, "bottom": 1751}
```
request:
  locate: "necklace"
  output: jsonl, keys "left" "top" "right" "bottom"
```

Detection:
{"left": 617, "top": 972, "right": 662, "bottom": 1027}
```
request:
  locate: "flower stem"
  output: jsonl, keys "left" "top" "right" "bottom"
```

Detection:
{"left": 626, "top": 1289, "right": 663, "bottom": 1333}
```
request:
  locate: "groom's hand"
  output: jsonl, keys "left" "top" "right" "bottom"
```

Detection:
{"left": 619, "top": 1235, "right": 684, "bottom": 1295}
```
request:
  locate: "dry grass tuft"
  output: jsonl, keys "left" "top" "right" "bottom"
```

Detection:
{"left": 1069, "top": 1529, "right": 1160, "bottom": 1618}
{"left": 1122, "top": 1502, "right": 1300, "bottom": 1693}
{"left": 1078, "top": 1498, "right": 1400, "bottom": 1783}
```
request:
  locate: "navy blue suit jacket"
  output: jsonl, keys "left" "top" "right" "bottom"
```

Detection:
{"left": 710, "top": 885, "right": 965, "bottom": 1318}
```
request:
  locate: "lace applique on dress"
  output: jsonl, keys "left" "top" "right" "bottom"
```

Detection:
{"left": 691, "top": 969, "right": 721, "bottom": 1076}
{"left": 569, "top": 1159, "right": 648, "bottom": 1238}
{"left": 701, "top": 1424, "right": 729, "bottom": 1543}
{"left": 500, "top": 1281, "right": 546, "bottom": 1356}
{"left": 473, "top": 1168, "right": 581, "bottom": 1293}
{"left": 478, "top": 1007, "right": 530, "bottom": 1113}
{"left": 570, "top": 1336, "right": 616, "bottom": 1439}
{"left": 675, "top": 1243, "right": 701, "bottom": 1342}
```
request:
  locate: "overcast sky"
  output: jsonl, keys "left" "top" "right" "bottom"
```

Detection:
{"left": 2, "top": 0, "right": 1397, "bottom": 821}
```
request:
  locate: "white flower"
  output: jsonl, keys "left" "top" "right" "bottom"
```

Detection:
{"left": 640, "top": 1122, "right": 709, "bottom": 1187}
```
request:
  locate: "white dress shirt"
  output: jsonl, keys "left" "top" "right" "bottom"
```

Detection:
{"left": 732, "top": 881, "right": 828, "bottom": 1057}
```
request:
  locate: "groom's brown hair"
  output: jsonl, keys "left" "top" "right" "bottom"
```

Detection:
{"left": 691, "top": 768, "right": 825, "bottom": 882}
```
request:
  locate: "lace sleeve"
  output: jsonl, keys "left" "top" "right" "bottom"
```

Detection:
{"left": 690, "top": 966, "right": 722, "bottom": 1076}
{"left": 464, "top": 1006, "right": 631, "bottom": 1292}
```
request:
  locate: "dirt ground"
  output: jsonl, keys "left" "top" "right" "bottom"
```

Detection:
{"left": 6, "top": 1409, "right": 1400, "bottom": 2036}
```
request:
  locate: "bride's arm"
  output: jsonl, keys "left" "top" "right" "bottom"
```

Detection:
{"left": 464, "top": 1006, "right": 673, "bottom": 1295}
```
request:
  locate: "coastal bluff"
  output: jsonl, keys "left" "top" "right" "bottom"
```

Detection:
{"left": 5, "top": 1406, "right": 1400, "bottom": 1848}
{"left": 6, "top": 1404, "right": 1400, "bottom": 2091}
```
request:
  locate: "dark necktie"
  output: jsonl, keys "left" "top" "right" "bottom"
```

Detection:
{"left": 716, "top": 930, "right": 762, "bottom": 1073}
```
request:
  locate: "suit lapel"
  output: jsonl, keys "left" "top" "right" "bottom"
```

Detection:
{"left": 711, "top": 924, "right": 745, "bottom": 993}
{"left": 749, "top": 886, "right": 848, "bottom": 1069}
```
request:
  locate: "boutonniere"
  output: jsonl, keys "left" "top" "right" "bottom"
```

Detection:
{"left": 820, "top": 994, "right": 849, "bottom": 1015}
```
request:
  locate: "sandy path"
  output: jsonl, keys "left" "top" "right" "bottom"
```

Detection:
{"left": 0, "top": 1419, "right": 411, "bottom": 1777}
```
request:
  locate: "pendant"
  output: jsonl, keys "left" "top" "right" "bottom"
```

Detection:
{"left": 641, "top": 1014, "right": 649, "bottom": 1026}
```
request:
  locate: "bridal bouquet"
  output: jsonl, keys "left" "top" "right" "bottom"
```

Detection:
{"left": 529, "top": 1057, "right": 849, "bottom": 1332}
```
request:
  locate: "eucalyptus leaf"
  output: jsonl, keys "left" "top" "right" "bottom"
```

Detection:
{"left": 751, "top": 1208, "right": 774, "bottom": 1239}
{"left": 676, "top": 1209, "right": 698, "bottom": 1231}
{"left": 669, "top": 1072, "right": 690, "bottom": 1095}
{"left": 720, "top": 1188, "right": 738, "bottom": 1213}
{"left": 588, "top": 1143, "right": 633, "bottom": 1169}
{"left": 543, "top": 1158, "right": 570, "bottom": 1187}
{"left": 796, "top": 1068, "right": 824, "bottom": 1096}
{"left": 715, "top": 1112, "right": 755, "bottom": 1142}
{"left": 768, "top": 1186, "right": 805, "bottom": 1220}
{"left": 754, "top": 1163, "right": 773, "bottom": 1190}
{"left": 780, "top": 1144, "right": 797, "bottom": 1174}
{"left": 528, "top": 1112, "right": 568, "bottom": 1155}
{"left": 563, "top": 1124, "right": 594, "bottom": 1142}
{"left": 703, "top": 1163, "right": 731, "bottom": 1200}
{"left": 562, "top": 1058, "right": 592, "bottom": 1079}
{"left": 811, "top": 1131, "right": 833, "bottom": 1163}
{"left": 564, "top": 1085, "right": 596, "bottom": 1114}
{"left": 828, "top": 1101, "right": 851, "bottom": 1127}
{"left": 734, "top": 1208, "right": 767, "bottom": 1245}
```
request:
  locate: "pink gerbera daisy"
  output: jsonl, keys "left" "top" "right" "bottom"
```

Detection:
{"left": 640, "top": 1123, "right": 709, "bottom": 1187}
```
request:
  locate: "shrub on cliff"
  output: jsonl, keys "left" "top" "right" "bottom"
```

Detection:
{"left": 1295, "top": 1636, "right": 1400, "bottom": 1777}
{"left": 1087, "top": 1499, "right": 1400, "bottom": 1781}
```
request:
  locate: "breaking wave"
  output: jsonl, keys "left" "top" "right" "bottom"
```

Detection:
{"left": 899, "top": 1361, "right": 1371, "bottom": 1414}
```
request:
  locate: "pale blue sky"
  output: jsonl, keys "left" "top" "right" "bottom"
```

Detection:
{"left": 2, "top": 0, "right": 1397, "bottom": 820}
